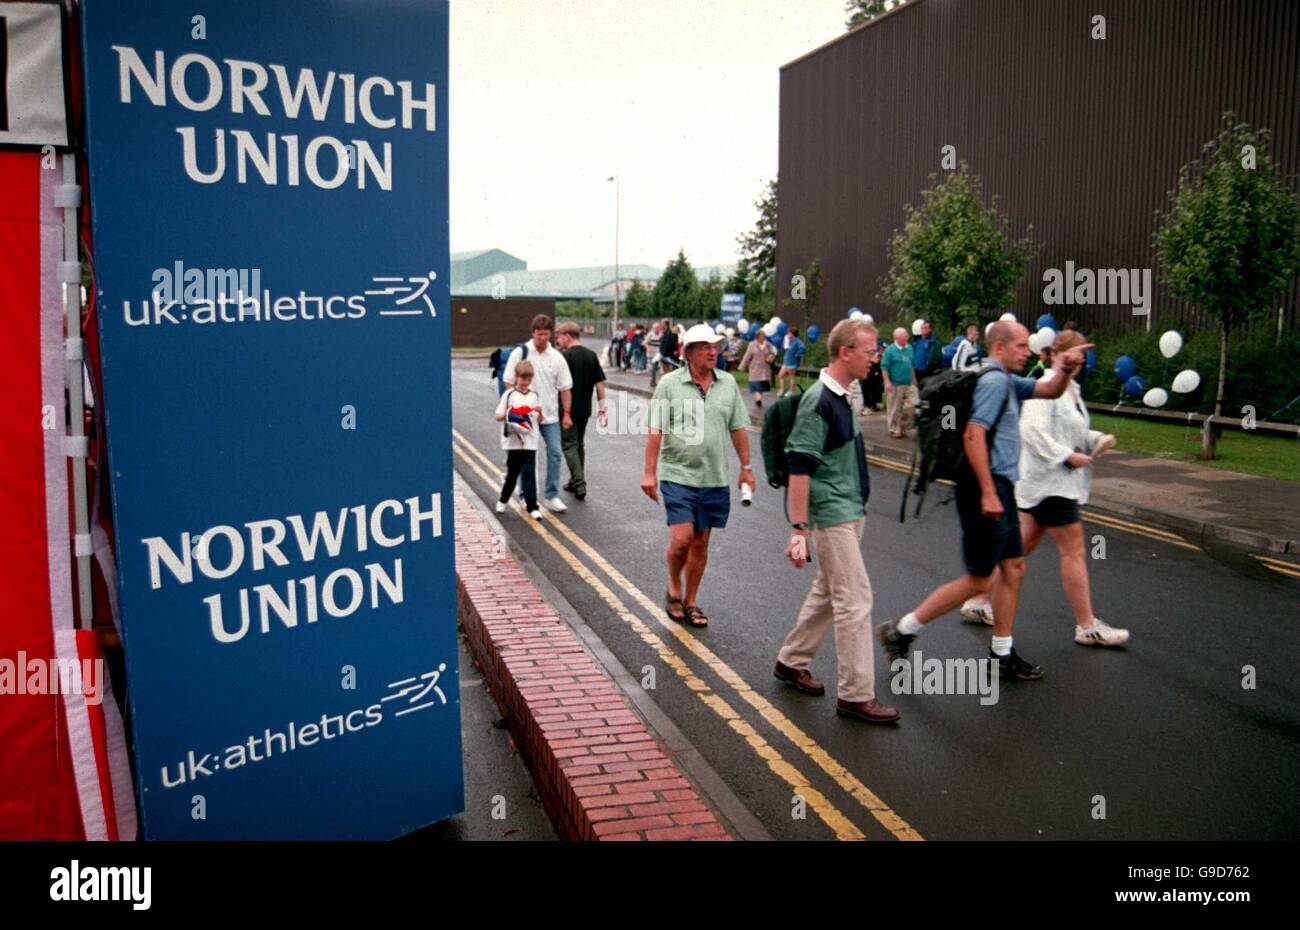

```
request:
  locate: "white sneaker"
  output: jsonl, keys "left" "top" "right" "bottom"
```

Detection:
{"left": 544, "top": 497, "right": 568, "bottom": 513}
{"left": 494, "top": 501, "right": 507, "bottom": 514}
{"left": 960, "top": 597, "right": 995, "bottom": 626}
{"left": 530, "top": 509, "right": 545, "bottom": 521}
{"left": 1075, "top": 618, "right": 1129, "bottom": 647}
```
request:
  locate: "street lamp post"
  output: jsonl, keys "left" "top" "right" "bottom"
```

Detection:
{"left": 607, "top": 174, "right": 619, "bottom": 338}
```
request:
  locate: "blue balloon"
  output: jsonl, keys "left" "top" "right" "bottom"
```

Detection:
{"left": 742, "top": 327, "right": 755, "bottom": 341}
{"left": 776, "top": 322, "right": 789, "bottom": 338}
{"left": 1085, "top": 348, "right": 1096, "bottom": 373}
{"left": 807, "top": 325, "right": 820, "bottom": 343}
{"left": 1114, "top": 355, "right": 1137, "bottom": 382}
{"left": 1036, "top": 313, "right": 1058, "bottom": 331}
{"left": 848, "top": 306, "right": 861, "bottom": 318}
{"left": 1124, "top": 375, "right": 1146, "bottom": 398}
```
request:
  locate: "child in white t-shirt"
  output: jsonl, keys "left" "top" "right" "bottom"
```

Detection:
{"left": 494, "top": 360, "right": 544, "bottom": 519}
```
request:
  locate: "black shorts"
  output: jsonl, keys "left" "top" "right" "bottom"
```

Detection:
{"left": 956, "top": 474, "right": 1023, "bottom": 578}
{"left": 1020, "top": 496, "right": 1081, "bottom": 527}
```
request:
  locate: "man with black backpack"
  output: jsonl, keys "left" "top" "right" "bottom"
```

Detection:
{"left": 770, "top": 319, "right": 900, "bottom": 724}
{"left": 879, "top": 321, "right": 1092, "bottom": 681}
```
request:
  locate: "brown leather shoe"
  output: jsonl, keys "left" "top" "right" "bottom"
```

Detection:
{"left": 836, "top": 698, "right": 900, "bottom": 724}
{"left": 773, "top": 661, "right": 825, "bottom": 696}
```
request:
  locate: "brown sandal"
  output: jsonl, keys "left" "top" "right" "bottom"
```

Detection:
{"left": 683, "top": 605, "right": 709, "bottom": 628}
{"left": 665, "top": 591, "right": 687, "bottom": 622}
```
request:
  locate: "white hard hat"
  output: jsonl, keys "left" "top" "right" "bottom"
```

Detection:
{"left": 682, "top": 323, "right": 724, "bottom": 348}
{"left": 912, "top": 319, "right": 925, "bottom": 335}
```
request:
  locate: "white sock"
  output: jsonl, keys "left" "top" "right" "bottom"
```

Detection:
{"left": 991, "top": 635, "right": 1013, "bottom": 657}
{"left": 897, "top": 613, "right": 922, "bottom": 636}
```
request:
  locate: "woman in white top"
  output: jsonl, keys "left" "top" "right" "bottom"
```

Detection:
{"left": 962, "top": 331, "right": 1128, "bottom": 643}
{"left": 1015, "top": 330, "right": 1128, "bottom": 646}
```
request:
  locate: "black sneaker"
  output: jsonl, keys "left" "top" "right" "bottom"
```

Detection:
{"left": 878, "top": 621, "right": 916, "bottom": 661}
{"left": 991, "top": 648, "right": 1043, "bottom": 680}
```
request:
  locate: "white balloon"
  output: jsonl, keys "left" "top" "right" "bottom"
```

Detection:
{"left": 763, "top": 320, "right": 778, "bottom": 336}
{"left": 738, "top": 318, "right": 749, "bottom": 333}
{"left": 1172, "top": 369, "right": 1201, "bottom": 393}
{"left": 1036, "top": 326, "right": 1056, "bottom": 348}
{"left": 1028, "top": 332, "right": 1047, "bottom": 354}
{"left": 985, "top": 321, "right": 997, "bottom": 336}
{"left": 863, "top": 314, "right": 874, "bottom": 324}
{"left": 770, "top": 316, "right": 783, "bottom": 326}
{"left": 999, "top": 312, "right": 1017, "bottom": 322}
{"left": 1159, "top": 330, "right": 1183, "bottom": 359}
{"left": 1143, "top": 387, "right": 1169, "bottom": 408}
{"left": 714, "top": 323, "right": 726, "bottom": 334}
{"left": 912, "top": 319, "right": 925, "bottom": 335}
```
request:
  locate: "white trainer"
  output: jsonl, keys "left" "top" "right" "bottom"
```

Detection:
{"left": 544, "top": 497, "right": 568, "bottom": 513}
{"left": 530, "top": 509, "right": 545, "bottom": 521}
{"left": 494, "top": 501, "right": 507, "bottom": 514}
{"left": 1075, "top": 618, "right": 1130, "bottom": 647}
{"left": 960, "top": 597, "right": 995, "bottom": 626}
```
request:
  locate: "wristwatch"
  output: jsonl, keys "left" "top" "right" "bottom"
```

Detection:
{"left": 791, "top": 522, "right": 809, "bottom": 531}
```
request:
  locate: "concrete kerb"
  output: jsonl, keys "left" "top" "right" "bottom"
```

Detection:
{"left": 605, "top": 374, "right": 1295, "bottom": 556}
{"left": 453, "top": 471, "right": 772, "bottom": 841}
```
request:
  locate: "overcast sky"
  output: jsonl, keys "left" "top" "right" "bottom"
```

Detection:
{"left": 449, "top": 0, "right": 847, "bottom": 272}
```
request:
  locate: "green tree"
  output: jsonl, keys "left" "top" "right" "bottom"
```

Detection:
{"left": 1154, "top": 114, "right": 1300, "bottom": 459}
{"left": 624, "top": 279, "right": 653, "bottom": 318}
{"left": 879, "top": 163, "right": 1037, "bottom": 333}
{"left": 696, "top": 272, "right": 725, "bottom": 321}
{"left": 653, "top": 249, "right": 700, "bottom": 319}
{"left": 845, "top": 0, "right": 906, "bottom": 30}
{"left": 736, "top": 179, "right": 777, "bottom": 296}
{"left": 783, "top": 258, "right": 825, "bottom": 329}
{"left": 725, "top": 262, "right": 750, "bottom": 297}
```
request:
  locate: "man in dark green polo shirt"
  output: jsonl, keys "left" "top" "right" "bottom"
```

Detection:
{"left": 641, "top": 324, "right": 753, "bottom": 629}
{"left": 772, "top": 318, "right": 900, "bottom": 725}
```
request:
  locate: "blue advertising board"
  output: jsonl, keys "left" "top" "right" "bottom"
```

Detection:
{"left": 80, "top": 0, "right": 460, "bottom": 838}
{"left": 721, "top": 292, "right": 745, "bottom": 322}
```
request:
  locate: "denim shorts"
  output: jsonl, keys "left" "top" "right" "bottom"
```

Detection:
{"left": 660, "top": 481, "right": 730, "bottom": 531}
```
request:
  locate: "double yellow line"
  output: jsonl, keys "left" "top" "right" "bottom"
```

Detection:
{"left": 451, "top": 427, "right": 922, "bottom": 842}
{"left": 1251, "top": 553, "right": 1300, "bottom": 580}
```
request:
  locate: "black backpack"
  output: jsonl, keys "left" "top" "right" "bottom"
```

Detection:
{"left": 760, "top": 386, "right": 808, "bottom": 488}
{"left": 900, "top": 366, "right": 1006, "bottom": 521}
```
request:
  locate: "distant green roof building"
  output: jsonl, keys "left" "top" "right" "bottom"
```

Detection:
{"left": 451, "top": 249, "right": 735, "bottom": 303}
{"left": 450, "top": 248, "right": 526, "bottom": 287}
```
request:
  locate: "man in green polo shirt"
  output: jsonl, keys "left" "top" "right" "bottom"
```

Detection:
{"left": 641, "top": 324, "right": 753, "bottom": 630}
{"left": 772, "top": 318, "right": 900, "bottom": 725}
{"left": 881, "top": 326, "right": 917, "bottom": 439}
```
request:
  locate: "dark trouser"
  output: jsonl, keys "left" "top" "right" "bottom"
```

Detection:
{"left": 562, "top": 416, "right": 590, "bottom": 495}
{"left": 500, "top": 449, "right": 538, "bottom": 509}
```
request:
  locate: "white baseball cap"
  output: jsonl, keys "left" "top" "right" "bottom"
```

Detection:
{"left": 682, "top": 323, "right": 724, "bottom": 348}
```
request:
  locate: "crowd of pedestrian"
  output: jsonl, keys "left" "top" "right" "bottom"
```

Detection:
{"left": 485, "top": 310, "right": 1128, "bottom": 729}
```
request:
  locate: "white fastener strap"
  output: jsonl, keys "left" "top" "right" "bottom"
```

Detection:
{"left": 60, "top": 260, "right": 82, "bottom": 283}
{"left": 75, "top": 534, "right": 94, "bottom": 557}
{"left": 55, "top": 184, "right": 83, "bottom": 208}
{"left": 65, "top": 337, "right": 84, "bottom": 361}
{"left": 65, "top": 435, "right": 90, "bottom": 458}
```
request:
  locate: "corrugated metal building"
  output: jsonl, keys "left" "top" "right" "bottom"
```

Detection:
{"left": 778, "top": 0, "right": 1299, "bottom": 336}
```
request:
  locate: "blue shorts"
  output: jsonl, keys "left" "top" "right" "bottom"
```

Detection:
{"left": 660, "top": 481, "right": 730, "bottom": 531}
{"left": 749, "top": 380, "right": 770, "bottom": 394}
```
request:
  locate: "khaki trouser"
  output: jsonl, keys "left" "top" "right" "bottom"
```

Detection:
{"left": 777, "top": 518, "right": 875, "bottom": 702}
{"left": 886, "top": 383, "right": 917, "bottom": 434}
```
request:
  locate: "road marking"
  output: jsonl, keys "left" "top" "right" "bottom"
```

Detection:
{"left": 451, "top": 440, "right": 866, "bottom": 840}
{"left": 1250, "top": 554, "right": 1300, "bottom": 579}
{"left": 453, "top": 428, "right": 923, "bottom": 841}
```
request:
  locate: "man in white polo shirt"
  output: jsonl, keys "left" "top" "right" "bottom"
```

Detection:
{"left": 504, "top": 314, "right": 574, "bottom": 512}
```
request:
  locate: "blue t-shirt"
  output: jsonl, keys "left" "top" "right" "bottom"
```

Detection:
{"left": 968, "top": 361, "right": 1038, "bottom": 482}
{"left": 783, "top": 337, "right": 807, "bottom": 368}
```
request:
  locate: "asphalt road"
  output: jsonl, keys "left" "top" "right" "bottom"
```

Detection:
{"left": 451, "top": 360, "right": 1298, "bottom": 841}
